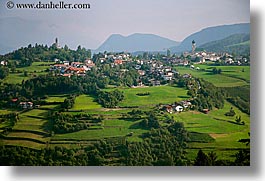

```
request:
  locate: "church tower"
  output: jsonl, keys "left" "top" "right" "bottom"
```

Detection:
{"left": 55, "top": 38, "right": 59, "bottom": 48}
{"left": 192, "top": 40, "right": 196, "bottom": 54}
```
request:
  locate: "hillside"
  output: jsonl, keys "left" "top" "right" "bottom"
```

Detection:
{"left": 170, "top": 23, "right": 250, "bottom": 53}
{"left": 96, "top": 33, "right": 180, "bottom": 53}
{"left": 199, "top": 33, "right": 250, "bottom": 54}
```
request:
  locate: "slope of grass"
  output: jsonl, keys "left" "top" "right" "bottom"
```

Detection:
{"left": 107, "top": 86, "right": 189, "bottom": 107}
{"left": 176, "top": 66, "right": 249, "bottom": 87}
{"left": 71, "top": 95, "right": 102, "bottom": 110}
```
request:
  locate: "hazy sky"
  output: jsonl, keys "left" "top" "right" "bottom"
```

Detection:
{"left": 0, "top": 0, "right": 250, "bottom": 50}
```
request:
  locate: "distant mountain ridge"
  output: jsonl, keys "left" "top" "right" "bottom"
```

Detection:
{"left": 96, "top": 33, "right": 180, "bottom": 53}
{"left": 170, "top": 23, "right": 250, "bottom": 53}
{"left": 199, "top": 33, "right": 250, "bottom": 54}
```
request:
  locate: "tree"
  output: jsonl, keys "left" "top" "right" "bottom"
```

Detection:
{"left": 24, "top": 70, "right": 28, "bottom": 77}
{"left": 194, "top": 149, "right": 209, "bottom": 166}
{"left": 0, "top": 66, "right": 9, "bottom": 79}
{"left": 166, "top": 49, "right": 171, "bottom": 59}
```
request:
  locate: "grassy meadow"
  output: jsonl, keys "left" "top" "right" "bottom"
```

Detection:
{"left": 106, "top": 85, "right": 189, "bottom": 107}
{"left": 176, "top": 65, "right": 250, "bottom": 87}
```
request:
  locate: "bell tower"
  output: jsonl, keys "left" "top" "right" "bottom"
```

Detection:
{"left": 192, "top": 40, "right": 196, "bottom": 54}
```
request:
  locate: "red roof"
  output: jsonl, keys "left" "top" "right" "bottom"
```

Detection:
{"left": 114, "top": 59, "right": 123, "bottom": 65}
{"left": 11, "top": 98, "right": 18, "bottom": 102}
{"left": 65, "top": 67, "right": 85, "bottom": 72}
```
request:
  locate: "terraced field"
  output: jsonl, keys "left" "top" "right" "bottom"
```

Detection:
{"left": 174, "top": 101, "right": 250, "bottom": 160}
{"left": 0, "top": 82, "right": 250, "bottom": 162}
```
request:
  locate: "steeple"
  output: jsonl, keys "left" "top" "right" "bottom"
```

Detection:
{"left": 192, "top": 40, "right": 196, "bottom": 54}
{"left": 55, "top": 37, "right": 59, "bottom": 48}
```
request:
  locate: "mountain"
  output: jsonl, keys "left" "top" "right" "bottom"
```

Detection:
{"left": 170, "top": 23, "right": 250, "bottom": 53}
{"left": 96, "top": 33, "right": 180, "bottom": 53}
{"left": 199, "top": 33, "right": 250, "bottom": 54}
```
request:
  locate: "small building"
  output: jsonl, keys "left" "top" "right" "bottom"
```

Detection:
{"left": 114, "top": 59, "right": 123, "bottom": 65}
{"left": 138, "top": 70, "right": 146, "bottom": 76}
{"left": 202, "top": 109, "right": 209, "bottom": 114}
{"left": 175, "top": 105, "right": 184, "bottom": 112}
{"left": 1, "top": 60, "right": 8, "bottom": 66}
{"left": 165, "top": 105, "right": 173, "bottom": 114}
{"left": 19, "top": 102, "right": 33, "bottom": 109}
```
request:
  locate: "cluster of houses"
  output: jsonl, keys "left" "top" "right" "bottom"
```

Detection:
{"left": 50, "top": 59, "right": 95, "bottom": 77}
{"left": 11, "top": 98, "right": 39, "bottom": 109}
{"left": 181, "top": 50, "right": 248, "bottom": 65}
{"left": 134, "top": 60, "right": 179, "bottom": 87}
{"left": 162, "top": 100, "right": 193, "bottom": 114}
{"left": 97, "top": 52, "right": 132, "bottom": 66}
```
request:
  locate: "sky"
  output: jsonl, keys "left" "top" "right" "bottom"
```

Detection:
{"left": 0, "top": 0, "right": 250, "bottom": 52}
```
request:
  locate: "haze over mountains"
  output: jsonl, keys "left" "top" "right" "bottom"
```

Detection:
{"left": 95, "top": 23, "right": 250, "bottom": 54}
{"left": 0, "top": 22, "right": 250, "bottom": 55}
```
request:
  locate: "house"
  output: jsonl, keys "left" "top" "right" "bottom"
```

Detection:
{"left": 71, "top": 62, "right": 83, "bottom": 67}
{"left": 162, "top": 75, "right": 173, "bottom": 81}
{"left": 63, "top": 61, "right": 69, "bottom": 66}
{"left": 181, "top": 101, "right": 192, "bottom": 108}
{"left": 99, "top": 58, "right": 106, "bottom": 63}
{"left": 175, "top": 105, "right": 184, "bottom": 112}
{"left": 1, "top": 60, "right": 8, "bottom": 66}
{"left": 62, "top": 73, "right": 71, "bottom": 78}
{"left": 19, "top": 102, "right": 33, "bottom": 109}
{"left": 10, "top": 98, "right": 18, "bottom": 107}
{"left": 54, "top": 58, "right": 60, "bottom": 62}
{"left": 11, "top": 98, "right": 18, "bottom": 103}
{"left": 183, "top": 74, "right": 192, "bottom": 79}
{"left": 166, "top": 71, "right": 174, "bottom": 76}
{"left": 114, "top": 59, "right": 123, "bottom": 65}
{"left": 84, "top": 59, "right": 93, "bottom": 64}
{"left": 202, "top": 109, "right": 209, "bottom": 114}
{"left": 150, "top": 80, "right": 161, "bottom": 86}
{"left": 165, "top": 105, "right": 173, "bottom": 114}
{"left": 64, "top": 67, "right": 86, "bottom": 75}
{"left": 138, "top": 70, "right": 145, "bottom": 76}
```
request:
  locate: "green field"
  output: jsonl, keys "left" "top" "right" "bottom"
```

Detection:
{"left": 176, "top": 65, "right": 250, "bottom": 87}
{"left": 53, "top": 119, "right": 147, "bottom": 141}
{"left": 174, "top": 101, "right": 250, "bottom": 160}
{"left": 3, "top": 62, "right": 53, "bottom": 84}
{"left": 71, "top": 95, "right": 102, "bottom": 110}
{"left": 107, "top": 86, "right": 189, "bottom": 107}
{"left": 1, "top": 108, "right": 51, "bottom": 149}
{"left": 16, "top": 62, "right": 53, "bottom": 72}
{"left": 46, "top": 95, "right": 68, "bottom": 103}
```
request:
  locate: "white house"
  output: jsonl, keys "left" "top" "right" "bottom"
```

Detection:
{"left": 0, "top": 61, "right": 7, "bottom": 66}
{"left": 175, "top": 105, "right": 184, "bottom": 112}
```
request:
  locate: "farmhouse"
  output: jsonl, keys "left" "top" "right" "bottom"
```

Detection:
{"left": 175, "top": 105, "right": 184, "bottom": 112}
{"left": 64, "top": 67, "right": 86, "bottom": 75}
{"left": 19, "top": 102, "right": 33, "bottom": 109}
{"left": 165, "top": 105, "right": 173, "bottom": 114}
{"left": 0, "top": 60, "right": 8, "bottom": 66}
